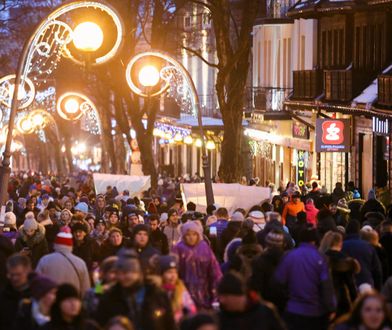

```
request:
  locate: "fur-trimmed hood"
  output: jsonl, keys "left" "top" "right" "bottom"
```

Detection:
{"left": 18, "top": 223, "right": 46, "bottom": 247}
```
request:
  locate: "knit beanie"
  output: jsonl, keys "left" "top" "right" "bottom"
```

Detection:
{"left": 231, "top": 212, "right": 244, "bottom": 222}
{"left": 265, "top": 230, "right": 285, "bottom": 248}
{"left": 133, "top": 224, "right": 150, "bottom": 236}
{"left": 180, "top": 220, "right": 203, "bottom": 238}
{"left": 55, "top": 284, "right": 79, "bottom": 303}
{"left": 218, "top": 271, "right": 246, "bottom": 296}
{"left": 4, "top": 212, "right": 16, "bottom": 227}
{"left": 158, "top": 255, "right": 178, "bottom": 274}
{"left": 30, "top": 275, "right": 57, "bottom": 300}
{"left": 23, "top": 217, "right": 38, "bottom": 231}
{"left": 54, "top": 227, "right": 73, "bottom": 248}
{"left": 74, "top": 202, "right": 88, "bottom": 214}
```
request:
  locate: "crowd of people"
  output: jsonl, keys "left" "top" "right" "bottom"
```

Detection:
{"left": 1, "top": 171, "right": 392, "bottom": 330}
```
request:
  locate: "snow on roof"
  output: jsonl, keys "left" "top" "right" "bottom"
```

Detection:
{"left": 178, "top": 114, "right": 248, "bottom": 127}
{"left": 353, "top": 64, "right": 392, "bottom": 106}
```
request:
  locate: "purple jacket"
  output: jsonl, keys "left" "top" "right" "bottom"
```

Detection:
{"left": 209, "top": 219, "right": 228, "bottom": 238}
{"left": 275, "top": 243, "right": 336, "bottom": 317}
{"left": 172, "top": 239, "right": 222, "bottom": 309}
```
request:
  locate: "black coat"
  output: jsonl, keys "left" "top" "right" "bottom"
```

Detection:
{"left": 218, "top": 301, "right": 286, "bottom": 330}
{"left": 250, "top": 248, "right": 287, "bottom": 313}
{"left": 150, "top": 229, "right": 169, "bottom": 255}
{"left": 15, "top": 300, "right": 41, "bottom": 330}
{"left": 325, "top": 250, "right": 358, "bottom": 317}
{"left": 256, "top": 220, "right": 294, "bottom": 250}
{"left": 0, "top": 236, "right": 14, "bottom": 290}
{"left": 95, "top": 282, "right": 176, "bottom": 330}
{"left": 0, "top": 282, "right": 31, "bottom": 330}
{"left": 135, "top": 244, "right": 161, "bottom": 272}
{"left": 380, "top": 233, "right": 392, "bottom": 279}
{"left": 73, "top": 237, "right": 100, "bottom": 270}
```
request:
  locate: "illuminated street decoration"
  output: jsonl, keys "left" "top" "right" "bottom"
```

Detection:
{"left": 0, "top": 75, "right": 35, "bottom": 109}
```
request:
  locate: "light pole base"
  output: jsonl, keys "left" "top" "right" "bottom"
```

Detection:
{"left": 0, "top": 165, "right": 10, "bottom": 206}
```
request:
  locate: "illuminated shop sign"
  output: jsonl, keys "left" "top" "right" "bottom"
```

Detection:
{"left": 297, "top": 150, "right": 306, "bottom": 187}
{"left": 316, "top": 119, "right": 351, "bottom": 152}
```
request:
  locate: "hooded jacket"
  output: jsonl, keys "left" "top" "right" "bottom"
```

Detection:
{"left": 15, "top": 224, "right": 49, "bottom": 268}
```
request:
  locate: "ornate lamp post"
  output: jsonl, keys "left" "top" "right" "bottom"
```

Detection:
{"left": 0, "top": 1, "right": 124, "bottom": 205}
{"left": 126, "top": 51, "right": 215, "bottom": 206}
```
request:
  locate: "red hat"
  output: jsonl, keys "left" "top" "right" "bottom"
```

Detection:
{"left": 54, "top": 226, "right": 73, "bottom": 247}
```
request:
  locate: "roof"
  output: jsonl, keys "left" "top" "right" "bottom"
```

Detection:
{"left": 287, "top": 0, "right": 365, "bottom": 18}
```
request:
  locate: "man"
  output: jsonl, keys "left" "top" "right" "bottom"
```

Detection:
{"left": 209, "top": 207, "right": 229, "bottom": 239}
{"left": 72, "top": 221, "right": 100, "bottom": 271}
{"left": 36, "top": 227, "right": 91, "bottom": 296}
{"left": 0, "top": 254, "right": 32, "bottom": 329}
{"left": 74, "top": 202, "right": 89, "bottom": 219}
{"left": 132, "top": 224, "right": 161, "bottom": 270}
{"left": 163, "top": 209, "right": 182, "bottom": 249}
{"left": 275, "top": 228, "right": 336, "bottom": 330}
{"left": 217, "top": 271, "right": 285, "bottom": 330}
{"left": 281, "top": 191, "right": 305, "bottom": 228}
{"left": 94, "top": 194, "right": 106, "bottom": 219}
{"left": 122, "top": 211, "right": 140, "bottom": 240}
{"left": 149, "top": 214, "right": 169, "bottom": 254}
{"left": 95, "top": 249, "right": 176, "bottom": 329}
{"left": 342, "top": 219, "right": 382, "bottom": 290}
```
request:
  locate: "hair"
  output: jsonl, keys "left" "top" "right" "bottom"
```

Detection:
{"left": 6, "top": 254, "right": 31, "bottom": 270}
{"left": 312, "top": 181, "right": 318, "bottom": 189}
{"left": 37, "top": 209, "right": 49, "bottom": 222}
{"left": 105, "top": 316, "right": 135, "bottom": 330}
{"left": 206, "top": 204, "right": 216, "bottom": 215}
{"left": 187, "top": 201, "right": 196, "bottom": 211}
{"left": 360, "top": 229, "right": 380, "bottom": 247}
{"left": 268, "top": 212, "right": 282, "bottom": 223}
{"left": 234, "top": 208, "right": 247, "bottom": 216}
{"left": 148, "top": 214, "right": 160, "bottom": 223}
{"left": 109, "top": 227, "right": 123, "bottom": 237}
{"left": 319, "top": 231, "right": 343, "bottom": 254}
{"left": 216, "top": 207, "right": 229, "bottom": 218}
{"left": 334, "top": 293, "right": 392, "bottom": 328}
{"left": 346, "top": 219, "right": 361, "bottom": 235}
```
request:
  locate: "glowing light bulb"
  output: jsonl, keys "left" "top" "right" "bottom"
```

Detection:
{"left": 73, "top": 22, "right": 104, "bottom": 52}
{"left": 138, "top": 65, "right": 160, "bottom": 87}
{"left": 184, "top": 135, "right": 193, "bottom": 144}
{"left": 64, "top": 98, "right": 79, "bottom": 114}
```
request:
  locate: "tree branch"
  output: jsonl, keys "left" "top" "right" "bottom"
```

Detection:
{"left": 182, "top": 46, "right": 220, "bottom": 68}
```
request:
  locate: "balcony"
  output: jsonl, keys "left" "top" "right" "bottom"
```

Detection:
{"left": 248, "top": 87, "right": 292, "bottom": 112}
{"left": 266, "top": 0, "right": 296, "bottom": 18}
{"left": 324, "top": 69, "right": 368, "bottom": 102}
{"left": 292, "top": 70, "right": 323, "bottom": 99}
{"left": 378, "top": 75, "right": 392, "bottom": 107}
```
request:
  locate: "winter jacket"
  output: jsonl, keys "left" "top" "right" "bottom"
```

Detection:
{"left": 275, "top": 243, "right": 336, "bottom": 317}
{"left": 281, "top": 201, "right": 305, "bottom": 227}
{"left": 218, "top": 299, "right": 286, "bottom": 330}
{"left": 35, "top": 245, "right": 91, "bottom": 296}
{"left": 134, "top": 244, "right": 161, "bottom": 272}
{"left": 150, "top": 228, "right": 169, "bottom": 255}
{"left": 15, "top": 224, "right": 49, "bottom": 268}
{"left": 172, "top": 239, "right": 222, "bottom": 309}
{"left": 256, "top": 220, "right": 294, "bottom": 250}
{"left": 305, "top": 203, "right": 319, "bottom": 227}
{"left": 342, "top": 234, "right": 382, "bottom": 290}
{"left": 0, "top": 236, "right": 14, "bottom": 290}
{"left": 95, "top": 282, "right": 176, "bottom": 329}
{"left": 380, "top": 232, "right": 392, "bottom": 280}
{"left": 325, "top": 249, "right": 358, "bottom": 317}
{"left": 15, "top": 299, "right": 50, "bottom": 330}
{"left": 72, "top": 237, "right": 100, "bottom": 271}
{"left": 163, "top": 224, "right": 181, "bottom": 249}
{"left": 0, "top": 281, "right": 31, "bottom": 330}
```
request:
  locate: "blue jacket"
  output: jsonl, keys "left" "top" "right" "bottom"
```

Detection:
{"left": 275, "top": 243, "right": 336, "bottom": 317}
{"left": 342, "top": 234, "right": 382, "bottom": 289}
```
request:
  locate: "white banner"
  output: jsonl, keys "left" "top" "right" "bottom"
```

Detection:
{"left": 93, "top": 173, "right": 151, "bottom": 197}
{"left": 181, "top": 183, "right": 271, "bottom": 214}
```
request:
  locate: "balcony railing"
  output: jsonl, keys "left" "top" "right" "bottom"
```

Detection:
{"left": 248, "top": 87, "right": 292, "bottom": 111}
{"left": 378, "top": 75, "right": 392, "bottom": 107}
{"left": 199, "top": 94, "right": 220, "bottom": 118}
{"left": 292, "top": 70, "right": 323, "bottom": 99}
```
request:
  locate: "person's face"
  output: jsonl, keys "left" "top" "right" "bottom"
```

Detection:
{"left": 134, "top": 231, "right": 149, "bottom": 247}
{"left": 162, "top": 268, "right": 178, "bottom": 286}
{"left": 153, "top": 198, "right": 160, "bottom": 206}
{"left": 109, "top": 214, "right": 119, "bottom": 225}
{"left": 117, "top": 270, "right": 142, "bottom": 288}
{"left": 7, "top": 265, "right": 30, "bottom": 289}
{"left": 184, "top": 230, "right": 199, "bottom": 246}
{"left": 87, "top": 219, "right": 95, "bottom": 230}
{"left": 361, "top": 297, "right": 385, "bottom": 330}
{"left": 292, "top": 197, "right": 299, "bottom": 203}
{"left": 27, "top": 202, "right": 34, "bottom": 210}
{"left": 19, "top": 200, "right": 26, "bottom": 208}
{"left": 97, "top": 198, "right": 105, "bottom": 208}
{"left": 282, "top": 196, "right": 289, "bottom": 203}
{"left": 330, "top": 204, "right": 337, "bottom": 214}
{"left": 110, "top": 232, "right": 122, "bottom": 246}
{"left": 219, "top": 294, "right": 247, "bottom": 312}
{"left": 169, "top": 213, "right": 178, "bottom": 224}
{"left": 60, "top": 297, "right": 81, "bottom": 319}
{"left": 24, "top": 228, "right": 36, "bottom": 237}
{"left": 42, "top": 198, "right": 49, "bottom": 206}
{"left": 49, "top": 208, "right": 57, "bottom": 217}
{"left": 64, "top": 201, "right": 72, "bottom": 210}
{"left": 149, "top": 220, "right": 159, "bottom": 231}
{"left": 102, "top": 269, "right": 117, "bottom": 284}
{"left": 73, "top": 230, "right": 86, "bottom": 242}
{"left": 128, "top": 215, "right": 139, "bottom": 227}
{"left": 96, "top": 223, "right": 106, "bottom": 233}
{"left": 108, "top": 324, "right": 128, "bottom": 330}
{"left": 40, "top": 288, "right": 57, "bottom": 308}
{"left": 61, "top": 212, "right": 71, "bottom": 224}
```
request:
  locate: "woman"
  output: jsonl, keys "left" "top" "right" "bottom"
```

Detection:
{"left": 319, "top": 231, "right": 360, "bottom": 317}
{"left": 172, "top": 221, "right": 222, "bottom": 310}
{"left": 15, "top": 213, "right": 49, "bottom": 268}
{"left": 156, "top": 254, "right": 197, "bottom": 322}
{"left": 333, "top": 292, "right": 392, "bottom": 330}
{"left": 59, "top": 209, "right": 73, "bottom": 227}
{"left": 90, "top": 219, "right": 109, "bottom": 246}
{"left": 99, "top": 228, "right": 128, "bottom": 261}
{"left": 41, "top": 283, "right": 100, "bottom": 330}
{"left": 15, "top": 275, "right": 57, "bottom": 329}
{"left": 305, "top": 198, "right": 319, "bottom": 227}
{"left": 3, "top": 211, "right": 19, "bottom": 244}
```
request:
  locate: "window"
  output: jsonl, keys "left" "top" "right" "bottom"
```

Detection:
{"left": 300, "top": 35, "right": 305, "bottom": 70}
{"left": 184, "top": 16, "right": 191, "bottom": 29}
{"left": 202, "top": 12, "right": 211, "bottom": 29}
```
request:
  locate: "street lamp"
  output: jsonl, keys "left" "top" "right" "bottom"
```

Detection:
{"left": 126, "top": 51, "right": 215, "bottom": 206}
{"left": 0, "top": 1, "right": 123, "bottom": 206}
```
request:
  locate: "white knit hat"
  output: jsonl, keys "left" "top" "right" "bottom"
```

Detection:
{"left": 4, "top": 212, "right": 16, "bottom": 227}
{"left": 23, "top": 217, "right": 38, "bottom": 231}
